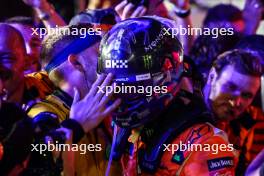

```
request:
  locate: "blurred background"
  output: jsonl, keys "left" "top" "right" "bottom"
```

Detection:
{"left": 0, "top": 0, "right": 263, "bottom": 34}
{"left": 191, "top": 0, "right": 264, "bottom": 34}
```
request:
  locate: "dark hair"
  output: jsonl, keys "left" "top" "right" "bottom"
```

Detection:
{"left": 236, "top": 35, "right": 264, "bottom": 62}
{"left": 5, "top": 16, "right": 36, "bottom": 27}
{"left": 203, "top": 4, "right": 242, "bottom": 28}
{"left": 213, "top": 49, "right": 263, "bottom": 77}
{"left": 235, "top": 35, "right": 264, "bottom": 107}
{"left": 189, "top": 34, "right": 241, "bottom": 81}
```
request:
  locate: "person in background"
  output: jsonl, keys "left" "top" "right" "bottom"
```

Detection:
{"left": 26, "top": 24, "right": 122, "bottom": 175}
{"left": 203, "top": 4, "right": 245, "bottom": 34}
{"left": 22, "top": 0, "right": 66, "bottom": 27}
{"left": 0, "top": 65, "right": 67, "bottom": 175}
{"left": 236, "top": 35, "right": 264, "bottom": 62}
{"left": 243, "top": 0, "right": 264, "bottom": 35}
{"left": 0, "top": 23, "right": 54, "bottom": 109}
{"left": 6, "top": 16, "right": 41, "bottom": 74}
{"left": 0, "top": 78, "right": 114, "bottom": 175}
{"left": 189, "top": 33, "right": 241, "bottom": 85}
{"left": 223, "top": 35, "right": 264, "bottom": 175}
{"left": 203, "top": 49, "right": 263, "bottom": 174}
{"left": 203, "top": 50, "right": 262, "bottom": 124}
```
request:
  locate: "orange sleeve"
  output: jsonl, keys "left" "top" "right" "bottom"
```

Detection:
{"left": 181, "top": 135, "right": 238, "bottom": 176}
{"left": 154, "top": 124, "right": 238, "bottom": 176}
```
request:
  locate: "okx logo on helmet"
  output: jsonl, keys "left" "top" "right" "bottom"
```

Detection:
{"left": 98, "top": 16, "right": 185, "bottom": 128}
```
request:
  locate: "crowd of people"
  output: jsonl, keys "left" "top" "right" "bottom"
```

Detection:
{"left": 0, "top": 0, "right": 263, "bottom": 175}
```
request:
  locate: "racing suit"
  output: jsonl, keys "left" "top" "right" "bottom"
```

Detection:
{"left": 115, "top": 92, "right": 238, "bottom": 176}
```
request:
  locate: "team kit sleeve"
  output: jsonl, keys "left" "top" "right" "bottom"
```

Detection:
{"left": 181, "top": 135, "right": 238, "bottom": 176}
{"left": 156, "top": 124, "right": 238, "bottom": 176}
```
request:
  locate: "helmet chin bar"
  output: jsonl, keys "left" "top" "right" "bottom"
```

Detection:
{"left": 113, "top": 91, "right": 174, "bottom": 128}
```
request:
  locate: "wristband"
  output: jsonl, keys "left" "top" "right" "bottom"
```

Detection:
{"left": 61, "top": 119, "right": 85, "bottom": 143}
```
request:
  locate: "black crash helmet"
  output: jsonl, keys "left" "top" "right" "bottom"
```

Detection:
{"left": 98, "top": 16, "right": 185, "bottom": 128}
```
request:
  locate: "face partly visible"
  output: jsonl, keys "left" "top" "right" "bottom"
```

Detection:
{"left": 82, "top": 43, "right": 99, "bottom": 85}
{"left": 11, "top": 24, "right": 41, "bottom": 73}
{"left": 0, "top": 30, "right": 26, "bottom": 102}
{"left": 208, "top": 65, "right": 260, "bottom": 122}
{"left": 75, "top": 43, "right": 99, "bottom": 97}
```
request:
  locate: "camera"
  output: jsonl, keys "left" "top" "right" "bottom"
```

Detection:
{"left": 0, "top": 104, "right": 66, "bottom": 175}
{"left": 32, "top": 112, "right": 67, "bottom": 147}
{"left": 23, "top": 113, "right": 66, "bottom": 175}
{"left": 32, "top": 113, "right": 66, "bottom": 142}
